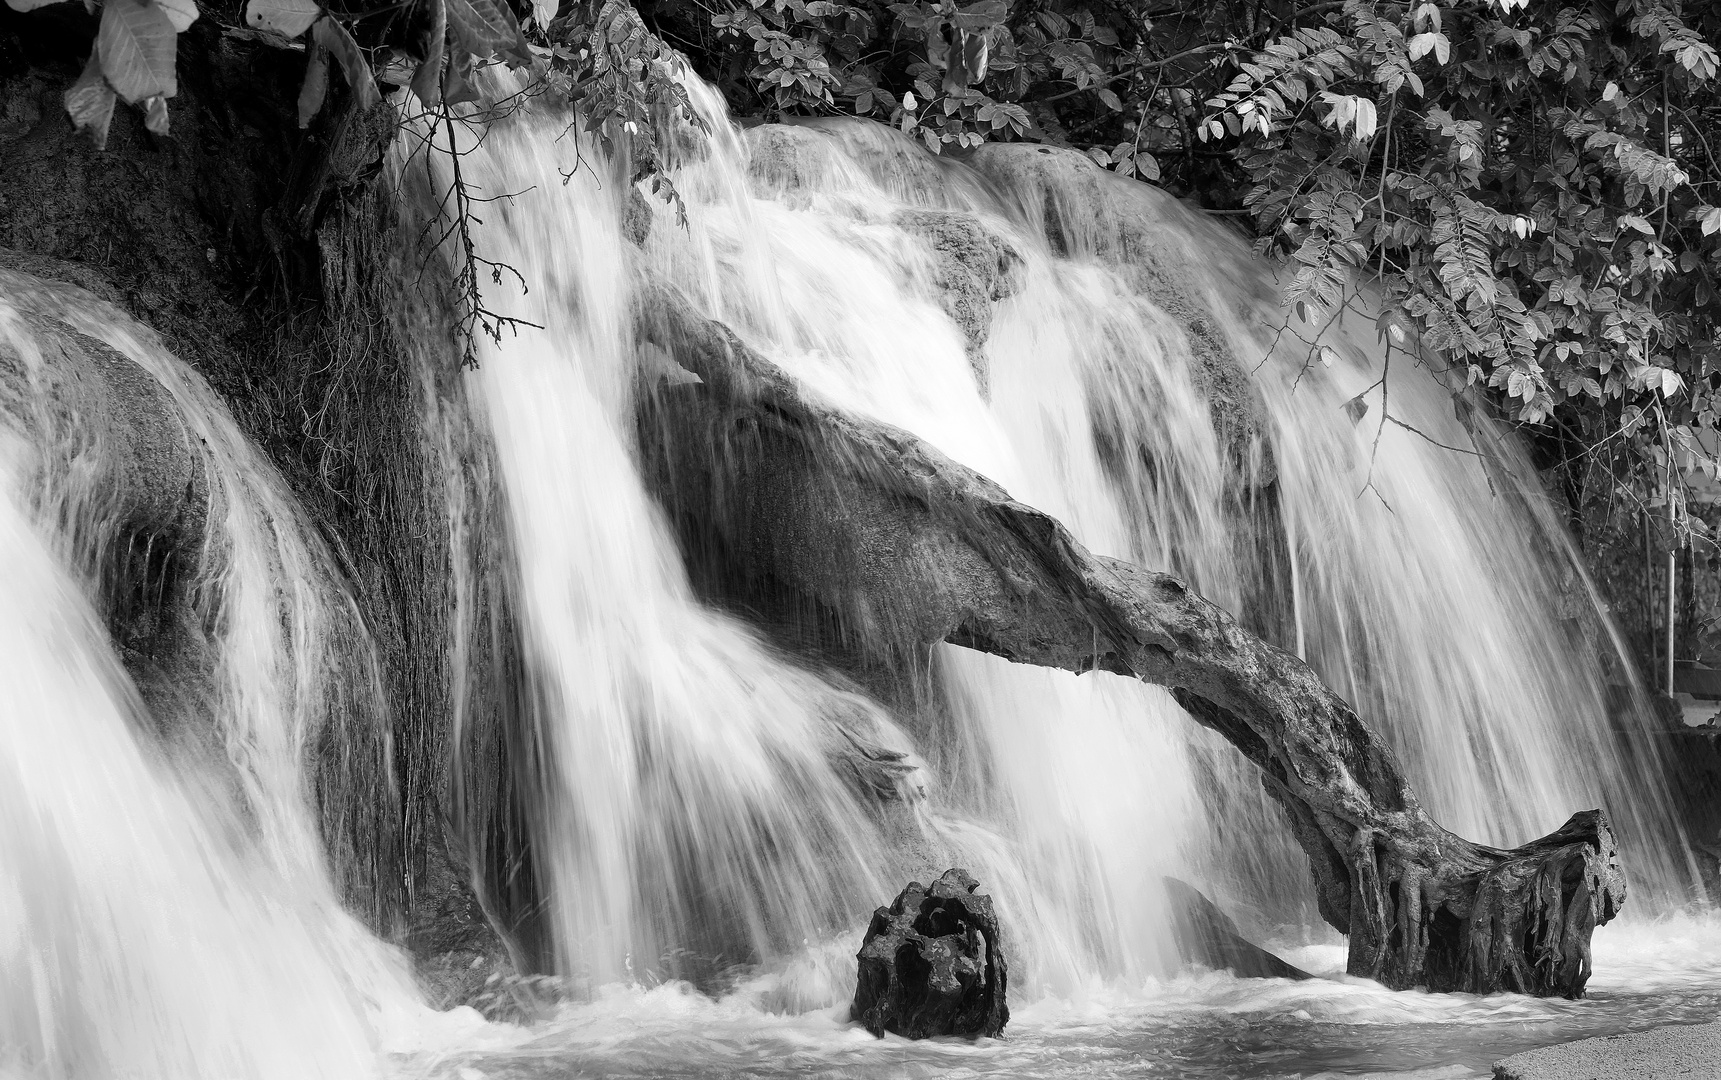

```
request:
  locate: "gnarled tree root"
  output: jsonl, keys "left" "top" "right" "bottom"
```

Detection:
{"left": 635, "top": 276, "right": 1625, "bottom": 997}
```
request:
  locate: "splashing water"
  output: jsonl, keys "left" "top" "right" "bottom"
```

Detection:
{"left": 0, "top": 275, "right": 438, "bottom": 1078}
{"left": 0, "top": 51, "right": 1714, "bottom": 1079}
{"left": 419, "top": 61, "right": 1705, "bottom": 989}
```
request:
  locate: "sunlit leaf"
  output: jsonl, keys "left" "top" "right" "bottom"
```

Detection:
{"left": 298, "top": 42, "right": 329, "bottom": 126}
{"left": 153, "top": 0, "right": 198, "bottom": 33}
{"left": 142, "top": 94, "right": 169, "bottom": 134}
{"left": 98, "top": 0, "right": 178, "bottom": 104}
{"left": 245, "top": 0, "right": 320, "bottom": 39}
{"left": 62, "top": 49, "right": 117, "bottom": 150}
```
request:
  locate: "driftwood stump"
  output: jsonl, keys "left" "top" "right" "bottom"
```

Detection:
{"left": 636, "top": 278, "right": 1627, "bottom": 998}
{"left": 851, "top": 869, "right": 1009, "bottom": 1038}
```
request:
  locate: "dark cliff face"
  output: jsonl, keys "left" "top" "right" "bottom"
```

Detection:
{"left": 0, "top": 12, "right": 505, "bottom": 966}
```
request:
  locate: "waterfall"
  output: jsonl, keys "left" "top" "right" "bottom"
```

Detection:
{"left": 0, "top": 53, "right": 1706, "bottom": 1079}
{"left": 0, "top": 273, "right": 424, "bottom": 1077}
{"left": 429, "top": 66, "right": 1696, "bottom": 1001}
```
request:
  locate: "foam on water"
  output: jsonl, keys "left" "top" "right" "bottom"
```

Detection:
{"left": 1, "top": 54, "right": 1717, "bottom": 1080}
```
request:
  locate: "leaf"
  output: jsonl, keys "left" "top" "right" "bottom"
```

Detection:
{"left": 1661, "top": 368, "right": 1684, "bottom": 397}
{"left": 443, "top": 49, "right": 480, "bottom": 105}
{"left": 245, "top": 0, "right": 320, "bottom": 39}
{"left": 98, "top": 0, "right": 178, "bottom": 104}
{"left": 446, "top": 0, "right": 529, "bottom": 63}
{"left": 298, "top": 42, "right": 329, "bottom": 126}
{"left": 962, "top": 30, "right": 989, "bottom": 84}
{"left": 1135, "top": 152, "right": 1160, "bottom": 181}
{"left": 410, "top": 0, "right": 445, "bottom": 106}
{"left": 1408, "top": 31, "right": 1449, "bottom": 64}
{"left": 153, "top": 0, "right": 197, "bottom": 33}
{"left": 313, "top": 17, "right": 380, "bottom": 110}
{"left": 142, "top": 93, "right": 169, "bottom": 134}
{"left": 1352, "top": 97, "right": 1377, "bottom": 140}
{"left": 63, "top": 49, "right": 117, "bottom": 150}
{"left": 4, "top": 0, "right": 75, "bottom": 11}
{"left": 1700, "top": 207, "right": 1721, "bottom": 236}
{"left": 1342, "top": 392, "right": 1369, "bottom": 424}
{"left": 1097, "top": 87, "right": 1121, "bottom": 112}
{"left": 952, "top": 0, "right": 1005, "bottom": 31}
{"left": 530, "top": 0, "right": 555, "bottom": 32}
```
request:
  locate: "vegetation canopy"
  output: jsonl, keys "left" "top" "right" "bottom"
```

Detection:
{"left": 6, "top": 0, "right": 1720, "bottom": 531}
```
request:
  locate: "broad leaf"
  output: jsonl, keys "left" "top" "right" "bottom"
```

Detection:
{"left": 63, "top": 49, "right": 117, "bottom": 150}
{"left": 153, "top": 0, "right": 198, "bottom": 33}
{"left": 443, "top": 49, "right": 480, "bottom": 105}
{"left": 410, "top": 0, "right": 446, "bottom": 105}
{"left": 245, "top": 0, "right": 321, "bottom": 40}
{"left": 312, "top": 18, "right": 380, "bottom": 109}
{"left": 298, "top": 43, "right": 330, "bottom": 127}
{"left": 530, "top": 0, "right": 555, "bottom": 32}
{"left": 98, "top": 0, "right": 177, "bottom": 104}
{"left": 142, "top": 94, "right": 169, "bottom": 134}
{"left": 446, "top": 0, "right": 529, "bottom": 63}
{"left": 4, "top": 0, "right": 76, "bottom": 12}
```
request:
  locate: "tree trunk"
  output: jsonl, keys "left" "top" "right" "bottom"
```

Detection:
{"left": 636, "top": 277, "right": 1626, "bottom": 998}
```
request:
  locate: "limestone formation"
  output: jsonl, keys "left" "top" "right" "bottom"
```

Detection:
{"left": 636, "top": 278, "right": 1626, "bottom": 998}
{"left": 851, "top": 869, "right": 1008, "bottom": 1039}
{"left": 891, "top": 207, "right": 1024, "bottom": 393}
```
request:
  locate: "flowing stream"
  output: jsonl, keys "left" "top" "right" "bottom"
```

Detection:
{"left": 1, "top": 66, "right": 1717, "bottom": 1079}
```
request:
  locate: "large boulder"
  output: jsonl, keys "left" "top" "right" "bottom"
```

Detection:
{"left": 851, "top": 868, "right": 1008, "bottom": 1039}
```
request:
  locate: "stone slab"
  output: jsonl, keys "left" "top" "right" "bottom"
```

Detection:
{"left": 1494, "top": 1020, "right": 1721, "bottom": 1079}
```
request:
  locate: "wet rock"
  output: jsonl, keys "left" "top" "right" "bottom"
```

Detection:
{"left": 891, "top": 208, "right": 1024, "bottom": 394}
{"left": 852, "top": 868, "right": 1008, "bottom": 1039}
{"left": 622, "top": 186, "right": 654, "bottom": 247}
{"left": 744, "top": 125, "right": 837, "bottom": 195}
{"left": 1165, "top": 877, "right": 1312, "bottom": 981}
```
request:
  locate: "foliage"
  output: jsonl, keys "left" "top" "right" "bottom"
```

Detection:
{"left": 1192, "top": 0, "right": 1721, "bottom": 531}
{"left": 10, "top": 0, "right": 1720, "bottom": 528}
{"left": 650, "top": 0, "right": 1721, "bottom": 527}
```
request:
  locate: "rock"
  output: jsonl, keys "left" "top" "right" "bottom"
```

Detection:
{"left": 744, "top": 125, "right": 838, "bottom": 196}
{"left": 622, "top": 185, "right": 654, "bottom": 248}
{"left": 851, "top": 868, "right": 1008, "bottom": 1039}
{"left": 1494, "top": 1020, "right": 1721, "bottom": 1079}
{"left": 891, "top": 208, "right": 1024, "bottom": 394}
{"left": 1164, "top": 877, "right": 1313, "bottom": 980}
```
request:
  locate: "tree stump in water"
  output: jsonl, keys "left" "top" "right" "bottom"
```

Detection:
{"left": 851, "top": 869, "right": 1008, "bottom": 1038}
{"left": 637, "top": 281, "right": 1628, "bottom": 999}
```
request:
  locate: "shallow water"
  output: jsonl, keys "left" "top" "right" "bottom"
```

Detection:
{"left": 407, "top": 915, "right": 1721, "bottom": 1079}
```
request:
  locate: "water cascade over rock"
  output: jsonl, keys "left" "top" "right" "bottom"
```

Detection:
{"left": 0, "top": 48, "right": 1711, "bottom": 1078}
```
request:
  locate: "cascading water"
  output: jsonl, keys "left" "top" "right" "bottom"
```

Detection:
{"left": 423, "top": 61, "right": 1704, "bottom": 997}
{"left": 6, "top": 54, "right": 1720, "bottom": 1080}
{"left": 407, "top": 70, "right": 1721, "bottom": 1075}
{"left": 0, "top": 273, "right": 441, "bottom": 1078}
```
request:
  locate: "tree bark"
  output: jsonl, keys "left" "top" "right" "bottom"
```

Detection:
{"left": 636, "top": 278, "right": 1626, "bottom": 997}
